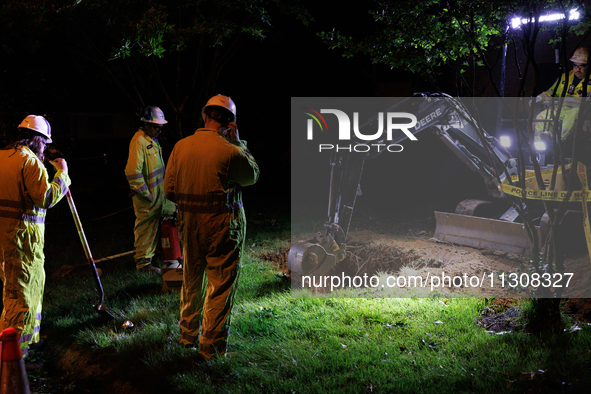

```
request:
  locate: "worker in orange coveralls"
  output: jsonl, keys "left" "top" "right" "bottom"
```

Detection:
{"left": 0, "top": 115, "right": 70, "bottom": 357}
{"left": 164, "top": 95, "right": 259, "bottom": 359}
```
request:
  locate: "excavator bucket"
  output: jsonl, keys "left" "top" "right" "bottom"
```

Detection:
{"left": 434, "top": 211, "right": 542, "bottom": 255}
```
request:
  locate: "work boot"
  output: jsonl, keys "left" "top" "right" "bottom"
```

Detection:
{"left": 138, "top": 264, "right": 161, "bottom": 274}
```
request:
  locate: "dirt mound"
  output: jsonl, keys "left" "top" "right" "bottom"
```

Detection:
{"left": 258, "top": 247, "right": 290, "bottom": 274}
{"left": 277, "top": 224, "right": 590, "bottom": 298}
{"left": 337, "top": 241, "right": 420, "bottom": 276}
{"left": 563, "top": 298, "right": 591, "bottom": 322}
{"left": 477, "top": 307, "right": 521, "bottom": 333}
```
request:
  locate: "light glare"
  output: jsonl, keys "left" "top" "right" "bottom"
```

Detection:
{"left": 500, "top": 136, "right": 512, "bottom": 147}
{"left": 534, "top": 141, "right": 547, "bottom": 151}
{"left": 511, "top": 9, "right": 580, "bottom": 29}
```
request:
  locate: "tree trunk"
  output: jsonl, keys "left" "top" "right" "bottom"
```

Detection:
{"left": 525, "top": 298, "right": 564, "bottom": 334}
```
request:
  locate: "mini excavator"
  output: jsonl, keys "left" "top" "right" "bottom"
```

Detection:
{"left": 289, "top": 93, "right": 590, "bottom": 277}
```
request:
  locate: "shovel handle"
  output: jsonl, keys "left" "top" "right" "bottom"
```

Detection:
{"left": 65, "top": 190, "right": 105, "bottom": 308}
{"left": 66, "top": 190, "right": 93, "bottom": 261}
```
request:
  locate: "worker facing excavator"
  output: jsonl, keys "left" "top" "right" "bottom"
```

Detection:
{"left": 0, "top": 115, "right": 70, "bottom": 357}
{"left": 535, "top": 46, "right": 591, "bottom": 142}
{"left": 125, "top": 106, "right": 176, "bottom": 274}
{"left": 164, "top": 95, "right": 259, "bottom": 359}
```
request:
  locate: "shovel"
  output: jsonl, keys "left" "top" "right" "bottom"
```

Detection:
{"left": 65, "top": 189, "right": 115, "bottom": 320}
{"left": 52, "top": 250, "right": 134, "bottom": 278}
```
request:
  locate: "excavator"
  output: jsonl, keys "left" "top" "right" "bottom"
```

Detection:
{"left": 289, "top": 93, "right": 589, "bottom": 278}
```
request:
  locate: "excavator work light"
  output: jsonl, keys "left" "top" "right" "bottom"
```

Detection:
{"left": 511, "top": 9, "right": 580, "bottom": 29}
{"left": 500, "top": 136, "right": 512, "bottom": 148}
{"left": 534, "top": 141, "right": 547, "bottom": 151}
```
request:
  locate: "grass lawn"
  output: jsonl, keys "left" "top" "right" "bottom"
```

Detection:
{"left": 23, "top": 199, "right": 591, "bottom": 393}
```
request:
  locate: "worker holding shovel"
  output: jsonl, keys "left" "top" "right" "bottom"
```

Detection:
{"left": 0, "top": 115, "right": 70, "bottom": 357}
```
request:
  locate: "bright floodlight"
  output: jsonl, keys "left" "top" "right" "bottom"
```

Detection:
{"left": 534, "top": 141, "right": 547, "bottom": 151}
{"left": 500, "top": 136, "right": 512, "bottom": 147}
{"left": 511, "top": 9, "right": 580, "bottom": 29}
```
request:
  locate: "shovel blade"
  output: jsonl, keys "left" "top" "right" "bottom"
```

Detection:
{"left": 434, "top": 211, "right": 541, "bottom": 255}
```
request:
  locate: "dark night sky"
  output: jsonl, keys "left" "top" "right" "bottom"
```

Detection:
{"left": 2, "top": 3, "right": 390, "bottom": 220}
{"left": 2, "top": 3, "right": 583, "bottom": 220}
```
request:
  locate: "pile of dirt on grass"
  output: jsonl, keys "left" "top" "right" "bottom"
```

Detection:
{"left": 280, "top": 224, "right": 590, "bottom": 298}
{"left": 562, "top": 298, "right": 591, "bottom": 323}
{"left": 258, "top": 247, "right": 290, "bottom": 275}
{"left": 477, "top": 307, "right": 521, "bottom": 333}
{"left": 475, "top": 298, "right": 591, "bottom": 334}
{"left": 334, "top": 241, "right": 421, "bottom": 277}
{"left": 257, "top": 240, "right": 423, "bottom": 280}
{"left": 477, "top": 299, "right": 525, "bottom": 333}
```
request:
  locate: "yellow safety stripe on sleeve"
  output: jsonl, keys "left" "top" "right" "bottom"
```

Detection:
{"left": 125, "top": 132, "right": 166, "bottom": 197}
{"left": 0, "top": 155, "right": 70, "bottom": 223}
{"left": 22, "top": 151, "right": 71, "bottom": 209}
{"left": 577, "top": 163, "right": 591, "bottom": 262}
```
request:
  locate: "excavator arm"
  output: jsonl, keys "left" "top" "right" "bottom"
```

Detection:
{"left": 289, "top": 94, "right": 529, "bottom": 277}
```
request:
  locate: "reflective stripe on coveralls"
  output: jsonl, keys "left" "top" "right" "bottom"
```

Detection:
{"left": 0, "top": 146, "right": 71, "bottom": 357}
{"left": 124, "top": 130, "right": 175, "bottom": 268}
{"left": 164, "top": 128, "right": 259, "bottom": 359}
{"left": 536, "top": 70, "right": 591, "bottom": 139}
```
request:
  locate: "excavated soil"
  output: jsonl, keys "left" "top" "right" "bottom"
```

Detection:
{"left": 257, "top": 221, "right": 591, "bottom": 337}
{"left": 281, "top": 216, "right": 591, "bottom": 299}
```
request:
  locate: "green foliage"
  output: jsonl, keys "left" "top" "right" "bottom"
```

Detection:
{"left": 112, "top": 4, "right": 173, "bottom": 59}
{"left": 320, "top": 0, "right": 509, "bottom": 74}
{"left": 0, "top": 0, "right": 313, "bottom": 138}
{"left": 319, "top": 0, "right": 590, "bottom": 95}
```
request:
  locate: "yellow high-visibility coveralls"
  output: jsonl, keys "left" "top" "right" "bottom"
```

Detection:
{"left": 164, "top": 128, "right": 259, "bottom": 359}
{"left": 125, "top": 129, "right": 175, "bottom": 269}
{"left": 536, "top": 70, "right": 591, "bottom": 139}
{"left": 0, "top": 146, "right": 71, "bottom": 356}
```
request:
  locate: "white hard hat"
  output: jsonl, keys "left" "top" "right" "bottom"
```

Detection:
{"left": 570, "top": 47, "right": 589, "bottom": 64}
{"left": 18, "top": 115, "right": 52, "bottom": 143}
{"left": 201, "top": 95, "right": 236, "bottom": 121}
{"left": 141, "top": 106, "right": 168, "bottom": 125}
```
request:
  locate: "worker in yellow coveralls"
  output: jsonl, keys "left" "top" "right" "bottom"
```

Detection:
{"left": 164, "top": 95, "right": 259, "bottom": 359}
{"left": 535, "top": 47, "right": 590, "bottom": 142}
{"left": 0, "top": 115, "right": 70, "bottom": 357}
{"left": 125, "top": 106, "right": 176, "bottom": 274}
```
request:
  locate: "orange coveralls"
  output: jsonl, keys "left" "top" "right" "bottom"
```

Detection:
{"left": 164, "top": 128, "right": 259, "bottom": 359}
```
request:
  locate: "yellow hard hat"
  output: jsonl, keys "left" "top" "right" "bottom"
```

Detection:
{"left": 570, "top": 47, "right": 589, "bottom": 64}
